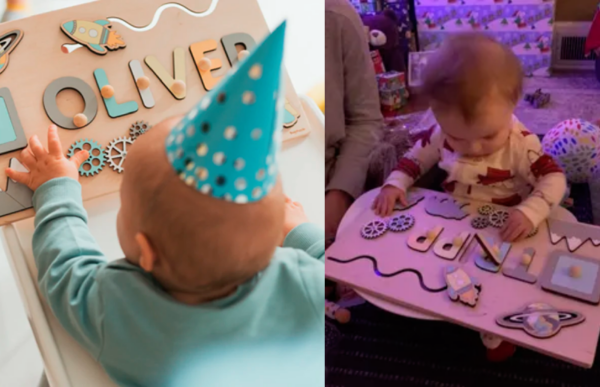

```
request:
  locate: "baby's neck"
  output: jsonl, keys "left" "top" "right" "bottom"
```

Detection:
{"left": 168, "top": 284, "right": 239, "bottom": 305}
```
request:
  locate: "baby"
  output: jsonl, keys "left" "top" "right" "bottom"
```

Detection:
{"left": 7, "top": 24, "right": 324, "bottom": 386}
{"left": 373, "top": 33, "right": 566, "bottom": 242}
{"left": 372, "top": 33, "right": 566, "bottom": 361}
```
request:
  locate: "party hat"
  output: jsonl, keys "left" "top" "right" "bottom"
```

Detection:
{"left": 165, "top": 22, "right": 286, "bottom": 203}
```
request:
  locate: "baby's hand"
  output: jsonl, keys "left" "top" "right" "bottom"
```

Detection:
{"left": 500, "top": 209, "right": 533, "bottom": 242}
{"left": 5, "top": 125, "right": 89, "bottom": 191}
{"left": 282, "top": 196, "right": 309, "bottom": 243}
{"left": 371, "top": 185, "right": 407, "bottom": 217}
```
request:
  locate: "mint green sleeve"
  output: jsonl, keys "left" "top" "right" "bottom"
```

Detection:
{"left": 282, "top": 223, "right": 325, "bottom": 317}
{"left": 283, "top": 223, "right": 324, "bottom": 261}
{"left": 32, "top": 178, "right": 106, "bottom": 359}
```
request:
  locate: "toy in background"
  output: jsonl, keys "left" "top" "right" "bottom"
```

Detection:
{"left": 1, "top": 0, "right": 29, "bottom": 23}
{"left": 370, "top": 50, "right": 386, "bottom": 75}
{"left": 408, "top": 50, "right": 435, "bottom": 87}
{"left": 585, "top": 2, "right": 600, "bottom": 82}
{"left": 362, "top": 8, "right": 406, "bottom": 73}
{"left": 541, "top": 118, "right": 600, "bottom": 184}
{"left": 524, "top": 88, "right": 550, "bottom": 109}
{"left": 414, "top": 0, "right": 554, "bottom": 77}
{"left": 376, "top": 70, "right": 409, "bottom": 118}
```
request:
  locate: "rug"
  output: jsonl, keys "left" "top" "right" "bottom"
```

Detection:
{"left": 326, "top": 303, "right": 600, "bottom": 387}
{"left": 516, "top": 72, "right": 600, "bottom": 135}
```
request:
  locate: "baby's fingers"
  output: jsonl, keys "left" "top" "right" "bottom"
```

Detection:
{"left": 6, "top": 168, "right": 29, "bottom": 186}
{"left": 29, "top": 135, "right": 46, "bottom": 160}
{"left": 70, "top": 150, "right": 89, "bottom": 169}
{"left": 398, "top": 191, "right": 408, "bottom": 206}
{"left": 47, "top": 125, "right": 63, "bottom": 157}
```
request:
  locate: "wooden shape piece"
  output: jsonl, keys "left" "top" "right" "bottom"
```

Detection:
{"left": 0, "top": 87, "right": 27, "bottom": 154}
{"left": 474, "top": 233, "right": 501, "bottom": 264}
{"left": 60, "top": 20, "right": 126, "bottom": 56}
{"left": 129, "top": 60, "right": 155, "bottom": 109}
{"left": 407, "top": 226, "right": 443, "bottom": 253}
{"left": 0, "top": 29, "right": 24, "bottom": 75}
{"left": 433, "top": 231, "right": 471, "bottom": 261}
{"left": 502, "top": 247, "right": 538, "bottom": 284}
{"left": 547, "top": 218, "right": 600, "bottom": 253}
{"left": 190, "top": 40, "right": 223, "bottom": 91}
{"left": 93, "top": 69, "right": 138, "bottom": 118}
{"left": 474, "top": 236, "right": 511, "bottom": 273}
{"left": 43, "top": 77, "right": 98, "bottom": 129}
{"left": 496, "top": 303, "right": 585, "bottom": 339}
{"left": 392, "top": 193, "right": 425, "bottom": 212}
{"left": 540, "top": 251, "right": 600, "bottom": 304}
{"left": 6, "top": 158, "right": 33, "bottom": 208}
{"left": 145, "top": 47, "right": 187, "bottom": 100}
{"left": 425, "top": 196, "right": 469, "bottom": 220}
{"left": 444, "top": 265, "right": 481, "bottom": 307}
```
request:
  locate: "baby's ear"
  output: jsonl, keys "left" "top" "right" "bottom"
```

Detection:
{"left": 135, "top": 233, "right": 156, "bottom": 272}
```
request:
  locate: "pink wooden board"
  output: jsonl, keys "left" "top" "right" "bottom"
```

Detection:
{"left": 325, "top": 187, "right": 600, "bottom": 368}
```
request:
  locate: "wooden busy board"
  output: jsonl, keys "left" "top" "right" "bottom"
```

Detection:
{"left": 325, "top": 187, "right": 600, "bottom": 368}
{"left": 0, "top": 0, "right": 309, "bottom": 225}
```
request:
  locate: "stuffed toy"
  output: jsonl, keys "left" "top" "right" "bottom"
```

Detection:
{"left": 362, "top": 8, "right": 406, "bottom": 73}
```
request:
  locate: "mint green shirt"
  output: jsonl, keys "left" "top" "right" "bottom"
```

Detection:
{"left": 32, "top": 178, "right": 324, "bottom": 387}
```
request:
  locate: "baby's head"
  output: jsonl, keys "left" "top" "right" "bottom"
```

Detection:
{"left": 422, "top": 33, "right": 523, "bottom": 157}
{"left": 114, "top": 22, "right": 287, "bottom": 303}
{"left": 116, "top": 118, "right": 284, "bottom": 302}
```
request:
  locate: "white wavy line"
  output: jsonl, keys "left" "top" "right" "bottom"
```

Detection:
{"left": 107, "top": 0, "right": 220, "bottom": 32}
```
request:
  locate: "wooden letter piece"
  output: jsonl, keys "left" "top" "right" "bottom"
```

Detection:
{"left": 407, "top": 226, "right": 443, "bottom": 253}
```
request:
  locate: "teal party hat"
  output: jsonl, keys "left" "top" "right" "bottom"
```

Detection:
{"left": 165, "top": 22, "right": 286, "bottom": 203}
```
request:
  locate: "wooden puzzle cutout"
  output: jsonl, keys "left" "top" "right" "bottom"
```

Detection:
{"left": 425, "top": 196, "right": 469, "bottom": 220}
{"left": 502, "top": 248, "right": 537, "bottom": 284}
{"left": 145, "top": 48, "right": 187, "bottom": 100}
{"left": 0, "top": 158, "right": 33, "bottom": 216}
{"left": 0, "top": 88, "right": 27, "bottom": 155}
{"left": 547, "top": 219, "right": 600, "bottom": 253}
{"left": 43, "top": 77, "right": 98, "bottom": 130}
{"left": 392, "top": 192, "right": 425, "bottom": 212}
{"left": 474, "top": 233, "right": 501, "bottom": 264}
{"left": 129, "top": 60, "right": 155, "bottom": 109}
{"left": 407, "top": 226, "right": 443, "bottom": 252}
{"left": 540, "top": 251, "right": 600, "bottom": 304}
{"left": 433, "top": 231, "right": 471, "bottom": 261}
{"left": 327, "top": 255, "right": 448, "bottom": 293}
{"left": 283, "top": 100, "right": 301, "bottom": 129}
{"left": 221, "top": 32, "right": 257, "bottom": 66}
{"left": 190, "top": 40, "right": 223, "bottom": 91}
{"left": 94, "top": 69, "right": 139, "bottom": 118}
{"left": 444, "top": 265, "right": 481, "bottom": 307}
{"left": 61, "top": 20, "right": 126, "bottom": 55}
{"left": 474, "top": 235, "right": 511, "bottom": 273}
{"left": 496, "top": 303, "right": 585, "bottom": 339}
{"left": 0, "top": 29, "right": 23, "bottom": 75}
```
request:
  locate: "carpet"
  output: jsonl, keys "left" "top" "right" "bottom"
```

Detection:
{"left": 326, "top": 303, "right": 600, "bottom": 387}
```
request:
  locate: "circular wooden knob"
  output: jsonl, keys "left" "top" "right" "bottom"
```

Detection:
{"left": 136, "top": 76, "right": 150, "bottom": 90}
{"left": 101, "top": 85, "right": 114, "bottom": 99}
{"left": 73, "top": 113, "right": 88, "bottom": 128}
{"left": 521, "top": 254, "right": 532, "bottom": 266}
{"left": 198, "top": 57, "right": 212, "bottom": 71}
{"left": 172, "top": 80, "right": 186, "bottom": 96}
{"left": 569, "top": 265, "right": 582, "bottom": 278}
{"left": 426, "top": 229, "right": 437, "bottom": 240}
{"left": 238, "top": 50, "right": 250, "bottom": 61}
{"left": 452, "top": 236, "right": 463, "bottom": 247}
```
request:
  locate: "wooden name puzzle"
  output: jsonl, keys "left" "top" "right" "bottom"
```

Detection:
{"left": 0, "top": 0, "right": 311, "bottom": 225}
